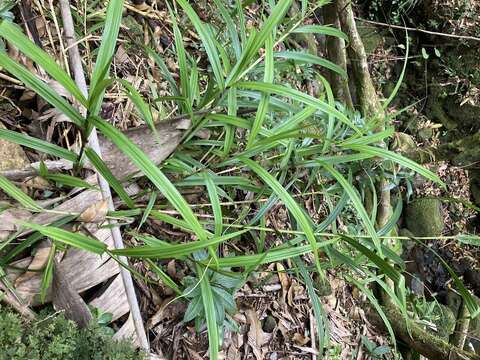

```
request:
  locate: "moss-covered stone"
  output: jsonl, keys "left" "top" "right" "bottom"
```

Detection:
{"left": 405, "top": 198, "right": 444, "bottom": 237}
{"left": 437, "top": 133, "right": 480, "bottom": 167}
{"left": 357, "top": 23, "right": 384, "bottom": 54}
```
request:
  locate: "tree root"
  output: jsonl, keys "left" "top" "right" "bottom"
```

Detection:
{"left": 367, "top": 305, "right": 480, "bottom": 360}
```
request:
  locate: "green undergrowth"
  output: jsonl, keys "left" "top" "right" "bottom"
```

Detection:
{"left": 0, "top": 306, "right": 144, "bottom": 360}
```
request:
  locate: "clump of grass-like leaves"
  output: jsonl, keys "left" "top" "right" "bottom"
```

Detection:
{"left": 0, "top": 0, "right": 478, "bottom": 358}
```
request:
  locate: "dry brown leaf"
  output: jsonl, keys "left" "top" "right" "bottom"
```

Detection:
{"left": 276, "top": 262, "right": 290, "bottom": 305}
{"left": 15, "top": 243, "right": 51, "bottom": 286}
{"left": 79, "top": 200, "right": 108, "bottom": 223}
{"left": 226, "top": 344, "right": 241, "bottom": 360}
{"left": 115, "top": 45, "right": 130, "bottom": 65}
{"left": 246, "top": 309, "right": 271, "bottom": 360}
{"left": 98, "top": 118, "right": 190, "bottom": 178}
{"left": 134, "top": 2, "right": 150, "bottom": 11}
{"left": 23, "top": 176, "right": 50, "bottom": 189}
{"left": 292, "top": 332, "right": 310, "bottom": 346}
{"left": 0, "top": 208, "right": 31, "bottom": 241}
{"left": 34, "top": 17, "right": 46, "bottom": 37}
{"left": 19, "top": 90, "right": 36, "bottom": 102}
{"left": 276, "top": 263, "right": 290, "bottom": 291}
{"left": 167, "top": 259, "right": 176, "bottom": 278}
{"left": 185, "top": 348, "right": 204, "bottom": 360}
{"left": 52, "top": 259, "right": 93, "bottom": 328}
{"left": 147, "top": 296, "right": 176, "bottom": 329}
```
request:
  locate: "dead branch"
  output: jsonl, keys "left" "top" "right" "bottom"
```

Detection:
{"left": 52, "top": 259, "right": 92, "bottom": 328}
{"left": 355, "top": 17, "right": 480, "bottom": 43}
{"left": 58, "top": 0, "right": 149, "bottom": 350}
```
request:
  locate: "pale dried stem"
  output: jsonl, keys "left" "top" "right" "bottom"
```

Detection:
{"left": 58, "top": 0, "right": 149, "bottom": 350}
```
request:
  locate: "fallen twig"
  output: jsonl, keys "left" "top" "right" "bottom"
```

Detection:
{"left": 58, "top": 0, "right": 149, "bottom": 350}
{"left": 355, "top": 17, "right": 480, "bottom": 43}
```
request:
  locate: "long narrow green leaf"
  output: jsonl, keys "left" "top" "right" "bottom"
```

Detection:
{"left": 23, "top": 222, "right": 107, "bottom": 254}
{"left": 168, "top": 2, "right": 191, "bottom": 110}
{"left": 40, "top": 243, "right": 55, "bottom": 303}
{"left": 292, "top": 25, "right": 348, "bottom": 42}
{"left": 237, "top": 82, "right": 360, "bottom": 133}
{"left": 117, "top": 79, "right": 154, "bottom": 129}
{"left": 224, "top": 86, "right": 237, "bottom": 154}
{"left": 44, "top": 173, "right": 95, "bottom": 189}
{"left": 212, "top": 0, "right": 241, "bottom": 60}
{"left": 318, "top": 73, "right": 336, "bottom": 152}
{"left": 295, "top": 257, "right": 329, "bottom": 354}
{"left": 345, "top": 144, "right": 444, "bottom": 186}
{"left": 1, "top": 216, "right": 76, "bottom": 265}
{"left": 144, "top": 46, "right": 180, "bottom": 96}
{"left": 0, "top": 20, "right": 87, "bottom": 106}
{"left": 0, "top": 52, "right": 84, "bottom": 126}
{"left": 241, "top": 157, "right": 324, "bottom": 276}
{"left": 202, "top": 173, "right": 223, "bottom": 237}
{"left": 340, "top": 128, "right": 394, "bottom": 146}
{"left": 341, "top": 236, "right": 399, "bottom": 282}
{"left": 196, "top": 262, "right": 219, "bottom": 359}
{"left": 91, "top": 116, "right": 208, "bottom": 241}
{"left": 111, "top": 229, "right": 246, "bottom": 258}
{"left": 85, "top": 147, "right": 135, "bottom": 208}
{"left": 150, "top": 210, "right": 193, "bottom": 233}
{"left": 235, "top": 0, "right": 247, "bottom": 45}
{"left": 210, "top": 238, "right": 338, "bottom": 267}
{"left": 321, "top": 164, "right": 382, "bottom": 254}
{"left": 175, "top": 175, "right": 253, "bottom": 187}
{"left": 377, "top": 196, "right": 402, "bottom": 237}
{"left": 0, "top": 176, "right": 41, "bottom": 210}
{"left": 272, "top": 106, "right": 317, "bottom": 133}
{"left": 137, "top": 192, "right": 157, "bottom": 231}
{"left": 247, "top": 33, "right": 273, "bottom": 148}
{"left": 274, "top": 51, "right": 347, "bottom": 78}
{"left": 0, "top": 128, "right": 77, "bottom": 162}
{"left": 226, "top": 0, "right": 293, "bottom": 85}
{"left": 383, "top": 29, "right": 409, "bottom": 109}
{"left": 89, "top": 0, "right": 125, "bottom": 115}
{"left": 176, "top": 0, "right": 224, "bottom": 89}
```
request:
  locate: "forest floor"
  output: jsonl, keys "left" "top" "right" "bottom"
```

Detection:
{"left": 0, "top": 1, "right": 480, "bottom": 359}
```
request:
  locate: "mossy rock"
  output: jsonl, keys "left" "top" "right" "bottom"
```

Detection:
{"left": 405, "top": 198, "right": 444, "bottom": 237}
{"left": 0, "top": 306, "right": 145, "bottom": 360}
{"left": 357, "top": 23, "right": 384, "bottom": 54}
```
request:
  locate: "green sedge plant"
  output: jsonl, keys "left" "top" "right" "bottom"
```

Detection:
{"left": 0, "top": 1, "right": 479, "bottom": 359}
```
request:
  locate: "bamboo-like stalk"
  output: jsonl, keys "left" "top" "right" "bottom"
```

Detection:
{"left": 58, "top": 0, "right": 149, "bottom": 350}
{"left": 450, "top": 300, "right": 470, "bottom": 350}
